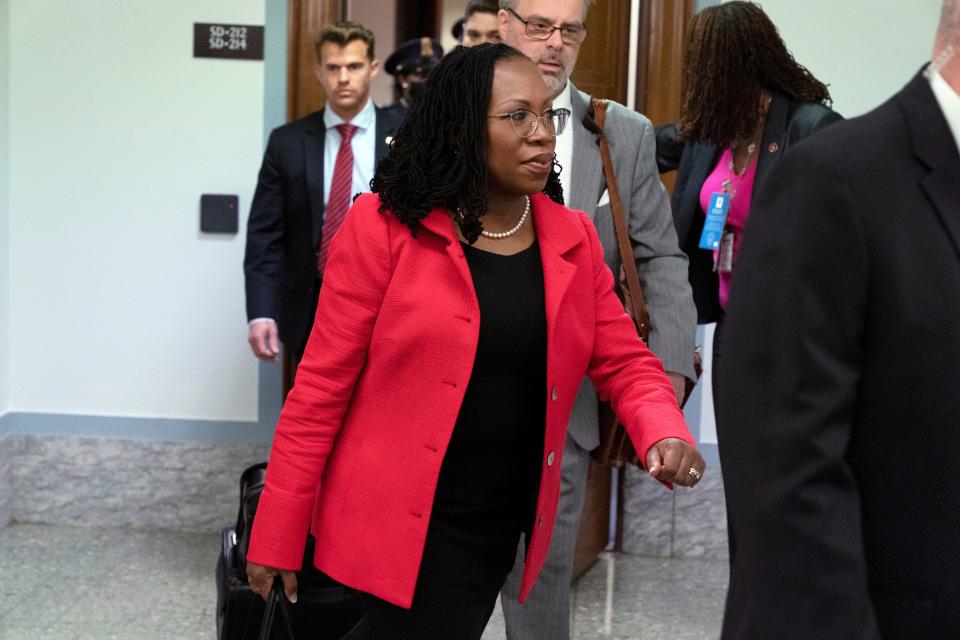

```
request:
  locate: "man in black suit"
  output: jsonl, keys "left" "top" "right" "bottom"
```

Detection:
{"left": 244, "top": 21, "right": 404, "bottom": 363}
{"left": 717, "top": 3, "right": 960, "bottom": 638}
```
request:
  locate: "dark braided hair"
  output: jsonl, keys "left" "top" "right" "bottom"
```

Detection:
{"left": 677, "top": 1, "right": 831, "bottom": 147}
{"left": 372, "top": 43, "right": 564, "bottom": 243}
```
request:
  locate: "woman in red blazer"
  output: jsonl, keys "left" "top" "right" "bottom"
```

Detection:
{"left": 246, "top": 43, "right": 705, "bottom": 638}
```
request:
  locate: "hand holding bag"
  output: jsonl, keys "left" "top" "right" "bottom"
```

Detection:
{"left": 259, "top": 577, "right": 297, "bottom": 640}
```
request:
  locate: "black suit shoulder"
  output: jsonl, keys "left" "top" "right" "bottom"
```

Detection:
{"left": 782, "top": 100, "right": 842, "bottom": 144}
{"left": 778, "top": 94, "right": 908, "bottom": 190}
{"left": 377, "top": 103, "right": 407, "bottom": 129}
{"left": 266, "top": 110, "right": 325, "bottom": 145}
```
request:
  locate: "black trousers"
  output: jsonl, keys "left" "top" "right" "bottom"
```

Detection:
{"left": 712, "top": 316, "right": 739, "bottom": 565}
{"left": 360, "top": 520, "right": 521, "bottom": 639}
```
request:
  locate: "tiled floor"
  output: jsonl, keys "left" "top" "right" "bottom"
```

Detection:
{"left": 0, "top": 523, "right": 728, "bottom": 639}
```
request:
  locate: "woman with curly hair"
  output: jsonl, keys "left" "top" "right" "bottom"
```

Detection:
{"left": 657, "top": 1, "right": 841, "bottom": 403}
{"left": 244, "top": 43, "right": 703, "bottom": 639}
{"left": 659, "top": 1, "right": 842, "bottom": 326}
{"left": 656, "top": 1, "right": 841, "bottom": 567}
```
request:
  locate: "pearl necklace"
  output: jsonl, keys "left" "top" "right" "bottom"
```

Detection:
{"left": 480, "top": 196, "right": 530, "bottom": 240}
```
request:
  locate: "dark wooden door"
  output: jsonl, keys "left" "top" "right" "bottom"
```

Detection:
{"left": 394, "top": 0, "right": 443, "bottom": 44}
{"left": 570, "top": 0, "right": 632, "bottom": 103}
{"left": 287, "top": 0, "right": 346, "bottom": 123}
{"left": 636, "top": 0, "right": 695, "bottom": 194}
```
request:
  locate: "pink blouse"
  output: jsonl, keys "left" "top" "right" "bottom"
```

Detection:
{"left": 699, "top": 147, "right": 759, "bottom": 309}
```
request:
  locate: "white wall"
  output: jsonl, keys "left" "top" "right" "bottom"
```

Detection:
{"left": 441, "top": 0, "right": 468, "bottom": 56}
{"left": 744, "top": 0, "right": 940, "bottom": 117}
{"left": 0, "top": 0, "right": 9, "bottom": 416}
{"left": 8, "top": 0, "right": 265, "bottom": 421}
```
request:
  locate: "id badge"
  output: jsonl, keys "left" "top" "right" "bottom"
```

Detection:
{"left": 699, "top": 193, "right": 730, "bottom": 250}
{"left": 716, "top": 231, "right": 735, "bottom": 273}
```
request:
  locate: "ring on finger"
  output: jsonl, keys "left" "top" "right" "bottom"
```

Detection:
{"left": 687, "top": 467, "right": 701, "bottom": 481}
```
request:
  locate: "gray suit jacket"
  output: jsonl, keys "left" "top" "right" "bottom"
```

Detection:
{"left": 565, "top": 85, "right": 696, "bottom": 451}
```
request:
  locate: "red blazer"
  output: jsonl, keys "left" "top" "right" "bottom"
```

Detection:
{"left": 248, "top": 192, "right": 695, "bottom": 608}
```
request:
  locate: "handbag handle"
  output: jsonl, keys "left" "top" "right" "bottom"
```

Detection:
{"left": 259, "top": 577, "right": 297, "bottom": 640}
{"left": 587, "top": 98, "right": 652, "bottom": 343}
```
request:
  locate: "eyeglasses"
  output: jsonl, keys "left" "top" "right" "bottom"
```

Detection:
{"left": 506, "top": 8, "right": 587, "bottom": 45}
{"left": 488, "top": 107, "right": 571, "bottom": 138}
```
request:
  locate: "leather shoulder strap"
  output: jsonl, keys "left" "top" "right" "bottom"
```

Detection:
{"left": 589, "top": 98, "right": 651, "bottom": 342}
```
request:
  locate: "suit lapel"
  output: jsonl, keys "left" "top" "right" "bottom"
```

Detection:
{"left": 674, "top": 143, "right": 718, "bottom": 244}
{"left": 923, "top": 165, "right": 960, "bottom": 260}
{"left": 418, "top": 207, "right": 478, "bottom": 298}
{"left": 570, "top": 87, "right": 604, "bottom": 217}
{"left": 530, "top": 194, "right": 582, "bottom": 353}
{"left": 374, "top": 107, "right": 391, "bottom": 163}
{"left": 756, "top": 93, "right": 789, "bottom": 188}
{"left": 901, "top": 72, "right": 960, "bottom": 261}
{"left": 304, "top": 110, "right": 326, "bottom": 249}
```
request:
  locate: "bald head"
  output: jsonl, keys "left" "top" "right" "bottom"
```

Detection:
{"left": 935, "top": 0, "right": 959, "bottom": 89}
{"left": 939, "top": 0, "right": 959, "bottom": 42}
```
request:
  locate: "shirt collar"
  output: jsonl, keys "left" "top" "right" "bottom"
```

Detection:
{"left": 323, "top": 97, "right": 375, "bottom": 132}
{"left": 930, "top": 70, "right": 960, "bottom": 153}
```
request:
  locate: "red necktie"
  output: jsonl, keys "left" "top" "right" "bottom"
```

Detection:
{"left": 317, "top": 123, "right": 358, "bottom": 274}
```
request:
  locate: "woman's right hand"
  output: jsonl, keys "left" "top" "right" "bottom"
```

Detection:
{"left": 246, "top": 561, "right": 298, "bottom": 603}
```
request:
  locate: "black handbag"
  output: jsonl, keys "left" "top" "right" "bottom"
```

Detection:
{"left": 216, "top": 462, "right": 370, "bottom": 640}
{"left": 260, "top": 578, "right": 296, "bottom": 640}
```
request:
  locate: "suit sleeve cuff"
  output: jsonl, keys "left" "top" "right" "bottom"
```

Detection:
{"left": 246, "top": 487, "right": 313, "bottom": 570}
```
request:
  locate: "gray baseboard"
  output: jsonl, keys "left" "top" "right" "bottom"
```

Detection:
{"left": 0, "top": 430, "right": 730, "bottom": 560}
{"left": 0, "top": 435, "right": 12, "bottom": 528}
{"left": 621, "top": 462, "right": 729, "bottom": 561}
{"left": 0, "top": 433, "right": 269, "bottom": 532}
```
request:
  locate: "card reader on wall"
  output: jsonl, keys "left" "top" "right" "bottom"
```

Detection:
{"left": 200, "top": 194, "right": 239, "bottom": 234}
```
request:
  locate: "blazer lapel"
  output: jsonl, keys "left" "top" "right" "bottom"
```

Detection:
{"left": 674, "top": 143, "right": 718, "bottom": 244}
{"left": 374, "top": 107, "right": 391, "bottom": 163}
{"left": 756, "top": 93, "right": 790, "bottom": 188}
{"left": 304, "top": 110, "right": 327, "bottom": 249}
{"left": 418, "top": 207, "right": 478, "bottom": 299}
{"left": 531, "top": 194, "right": 582, "bottom": 351}
{"left": 570, "top": 87, "right": 604, "bottom": 217}
{"left": 901, "top": 72, "right": 960, "bottom": 261}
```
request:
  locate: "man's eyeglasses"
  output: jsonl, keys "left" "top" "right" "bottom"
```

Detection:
{"left": 506, "top": 8, "right": 587, "bottom": 45}
{"left": 488, "top": 108, "right": 571, "bottom": 138}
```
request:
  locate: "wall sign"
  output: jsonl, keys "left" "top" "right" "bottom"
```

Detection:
{"left": 194, "top": 23, "right": 264, "bottom": 60}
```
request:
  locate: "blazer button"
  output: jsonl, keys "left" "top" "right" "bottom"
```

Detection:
{"left": 551, "top": 387, "right": 558, "bottom": 402}
{"left": 547, "top": 451, "right": 555, "bottom": 466}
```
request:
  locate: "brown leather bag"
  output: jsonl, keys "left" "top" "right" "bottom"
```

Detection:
{"left": 586, "top": 98, "right": 702, "bottom": 468}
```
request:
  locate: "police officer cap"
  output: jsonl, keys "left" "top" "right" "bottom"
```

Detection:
{"left": 385, "top": 37, "right": 444, "bottom": 76}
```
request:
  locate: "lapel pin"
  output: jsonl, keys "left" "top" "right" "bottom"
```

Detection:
{"left": 768, "top": 142, "right": 780, "bottom": 153}
{"left": 385, "top": 136, "right": 394, "bottom": 146}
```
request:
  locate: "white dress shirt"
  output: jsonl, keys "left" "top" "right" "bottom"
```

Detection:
{"left": 323, "top": 97, "right": 377, "bottom": 207}
{"left": 930, "top": 69, "right": 960, "bottom": 153}
{"left": 554, "top": 83, "right": 574, "bottom": 202}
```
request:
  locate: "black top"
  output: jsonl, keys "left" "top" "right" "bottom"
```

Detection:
{"left": 431, "top": 239, "right": 547, "bottom": 541}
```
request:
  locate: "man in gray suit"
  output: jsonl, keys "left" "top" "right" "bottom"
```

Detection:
{"left": 498, "top": 1, "right": 697, "bottom": 637}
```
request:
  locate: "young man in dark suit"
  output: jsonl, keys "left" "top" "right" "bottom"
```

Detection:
{"left": 244, "top": 21, "right": 404, "bottom": 364}
{"left": 717, "top": 2, "right": 960, "bottom": 638}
